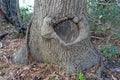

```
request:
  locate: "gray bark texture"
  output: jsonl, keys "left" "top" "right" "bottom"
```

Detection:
{"left": 13, "top": 0, "right": 100, "bottom": 74}
{"left": 0, "top": 0, "right": 22, "bottom": 32}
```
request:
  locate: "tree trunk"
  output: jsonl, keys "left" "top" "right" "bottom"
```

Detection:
{"left": 13, "top": 0, "right": 100, "bottom": 74}
{"left": 0, "top": 0, "right": 22, "bottom": 32}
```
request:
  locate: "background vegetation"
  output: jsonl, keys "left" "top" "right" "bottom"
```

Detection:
{"left": 20, "top": 5, "right": 33, "bottom": 24}
{"left": 88, "top": 0, "right": 120, "bottom": 28}
{"left": 87, "top": 0, "right": 120, "bottom": 64}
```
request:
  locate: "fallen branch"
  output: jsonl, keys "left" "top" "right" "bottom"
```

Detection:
{"left": 0, "top": 33, "right": 8, "bottom": 40}
{"left": 96, "top": 2, "right": 116, "bottom": 6}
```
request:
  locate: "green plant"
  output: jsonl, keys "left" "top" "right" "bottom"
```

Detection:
{"left": 20, "top": 5, "right": 33, "bottom": 24}
{"left": 78, "top": 71, "right": 85, "bottom": 80}
{"left": 99, "top": 44, "right": 120, "bottom": 60}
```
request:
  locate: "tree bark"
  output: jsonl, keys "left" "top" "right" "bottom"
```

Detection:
{"left": 13, "top": 0, "right": 100, "bottom": 74}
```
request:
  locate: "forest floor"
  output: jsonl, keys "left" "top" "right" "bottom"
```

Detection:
{"left": 0, "top": 26, "right": 120, "bottom": 80}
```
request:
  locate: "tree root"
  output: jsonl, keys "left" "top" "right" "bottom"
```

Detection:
{"left": 12, "top": 44, "right": 28, "bottom": 64}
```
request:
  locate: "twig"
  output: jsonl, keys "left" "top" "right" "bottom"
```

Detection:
{"left": 91, "top": 36, "right": 104, "bottom": 40}
{"left": 96, "top": 2, "right": 116, "bottom": 6}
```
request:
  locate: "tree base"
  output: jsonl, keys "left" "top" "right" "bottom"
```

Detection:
{"left": 29, "top": 37, "right": 100, "bottom": 74}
